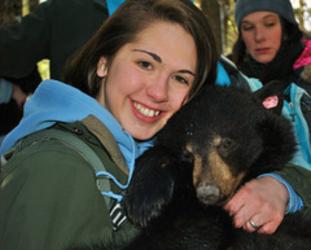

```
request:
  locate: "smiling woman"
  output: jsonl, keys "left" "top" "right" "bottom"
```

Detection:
{"left": 94, "top": 21, "right": 197, "bottom": 140}
{"left": 0, "top": 1, "right": 218, "bottom": 250}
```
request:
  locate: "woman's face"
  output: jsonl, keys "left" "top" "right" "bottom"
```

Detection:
{"left": 97, "top": 21, "right": 197, "bottom": 140}
{"left": 241, "top": 11, "right": 282, "bottom": 64}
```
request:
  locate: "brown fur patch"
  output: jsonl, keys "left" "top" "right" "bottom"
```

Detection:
{"left": 207, "top": 149, "right": 245, "bottom": 199}
{"left": 187, "top": 136, "right": 246, "bottom": 201}
{"left": 186, "top": 143, "right": 201, "bottom": 186}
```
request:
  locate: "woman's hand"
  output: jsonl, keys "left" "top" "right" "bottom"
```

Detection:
{"left": 224, "top": 176, "right": 289, "bottom": 234}
{"left": 12, "top": 84, "right": 27, "bottom": 108}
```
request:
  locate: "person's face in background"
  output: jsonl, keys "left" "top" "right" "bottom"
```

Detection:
{"left": 96, "top": 21, "right": 197, "bottom": 141}
{"left": 240, "top": 11, "right": 282, "bottom": 64}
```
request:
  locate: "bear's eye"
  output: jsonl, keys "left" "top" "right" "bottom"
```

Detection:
{"left": 218, "top": 138, "right": 235, "bottom": 157}
{"left": 181, "top": 148, "right": 194, "bottom": 164}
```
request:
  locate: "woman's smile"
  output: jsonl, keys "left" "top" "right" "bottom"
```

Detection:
{"left": 133, "top": 101, "right": 161, "bottom": 119}
{"left": 97, "top": 21, "right": 197, "bottom": 140}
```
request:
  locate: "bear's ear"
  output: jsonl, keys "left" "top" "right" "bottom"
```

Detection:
{"left": 253, "top": 80, "right": 288, "bottom": 115}
{"left": 255, "top": 113, "right": 297, "bottom": 170}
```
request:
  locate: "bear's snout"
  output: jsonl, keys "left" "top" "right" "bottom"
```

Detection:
{"left": 196, "top": 183, "right": 220, "bottom": 205}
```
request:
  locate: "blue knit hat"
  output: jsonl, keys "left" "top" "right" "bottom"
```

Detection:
{"left": 235, "top": 0, "right": 298, "bottom": 28}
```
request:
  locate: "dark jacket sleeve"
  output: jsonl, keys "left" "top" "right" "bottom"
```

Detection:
{"left": 275, "top": 165, "right": 311, "bottom": 219}
{"left": 0, "top": 0, "right": 53, "bottom": 78}
{"left": 0, "top": 0, "right": 109, "bottom": 80}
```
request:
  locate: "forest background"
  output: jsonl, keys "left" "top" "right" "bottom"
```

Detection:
{"left": 1, "top": 0, "right": 311, "bottom": 79}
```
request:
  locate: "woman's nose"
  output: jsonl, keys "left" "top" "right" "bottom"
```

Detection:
{"left": 146, "top": 74, "right": 169, "bottom": 102}
{"left": 254, "top": 27, "right": 266, "bottom": 42}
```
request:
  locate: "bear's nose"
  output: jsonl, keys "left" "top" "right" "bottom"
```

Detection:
{"left": 196, "top": 184, "right": 220, "bottom": 205}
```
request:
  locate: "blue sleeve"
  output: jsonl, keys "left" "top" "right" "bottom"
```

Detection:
{"left": 0, "top": 78, "right": 13, "bottom": 104}
{"left": 106, "top": 0, "right": 125, "bottom": 15}
{"left": 215, "top": 62, "right": 231, "bottom": 87}
{"left": 258, "top": 173, "right": 304, "bottom": 213}
{"left": 215, "top": 60, "right": 262, "bottom": 91}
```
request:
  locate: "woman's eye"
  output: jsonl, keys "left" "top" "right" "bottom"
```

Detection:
{"left": 241, "top": 24, "right": 253, "bottom": 31}
{"left": 137, "top": 60, "right": 152, "bottom": 70}
{"left": 172, "top": 75, "right": 190, "bottom": 85}
{"left": 265, "top": 22, "right": 276, "bottom": 28}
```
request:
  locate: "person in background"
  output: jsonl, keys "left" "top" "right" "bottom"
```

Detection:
{"left": 0, "top": 72, "right": 41, "bottom": 142}
{"left": 224, "top": 0, "right": 311, "bottom": 235}
{"left": 0, "top": 0, "right": 121, "bottom": 139}
{"left": 0, "top": 1, "right": 41, "bottom": 142}
{"left": 0, "top": 0, "right": 218, "bottom": 249}
{"left": 231, "top": 0, "right": 311, "bottom": 92}
{"left": 0, "top": 0, "right": 117, "bottom": 81}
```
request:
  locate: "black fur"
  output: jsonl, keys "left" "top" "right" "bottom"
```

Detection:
{"left": 72, "top": 83, "right": 311, "bottom": 249}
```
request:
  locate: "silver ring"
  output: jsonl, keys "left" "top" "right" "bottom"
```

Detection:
{"left": 249, "top": 220, "right": 259, "bottom": 229}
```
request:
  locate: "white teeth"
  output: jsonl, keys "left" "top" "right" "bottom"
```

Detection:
{"left": 134, "top": 102, "right": 161, "bottom": 118}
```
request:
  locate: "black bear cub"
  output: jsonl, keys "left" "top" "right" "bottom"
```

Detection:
{"left": 73, "top": 82, "right": 311, "bottom": 249}
{"left": 124, "top": 82, "right": 311, "bottom": 250}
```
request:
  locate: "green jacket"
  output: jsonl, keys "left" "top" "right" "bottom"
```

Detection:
{"left": 276, "top": 166, "right": 311, "bottom": 219}
{"left": 0, "top": 116, "right": 139, "bottom": 250}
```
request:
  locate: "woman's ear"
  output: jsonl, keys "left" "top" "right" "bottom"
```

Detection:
{"left": 96, "top": 56, "right": 108, "bottom": 77}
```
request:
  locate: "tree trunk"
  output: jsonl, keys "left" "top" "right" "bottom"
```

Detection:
{"left": 201, "top": 0, "right": 222, "bottom": 53}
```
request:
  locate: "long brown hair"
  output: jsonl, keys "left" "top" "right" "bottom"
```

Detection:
{"left": 63, "top": 0, "right": 218, "bottom": 100}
